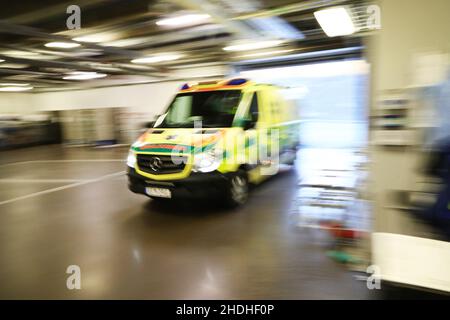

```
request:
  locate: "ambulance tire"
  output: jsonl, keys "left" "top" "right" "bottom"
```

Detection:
{"left": 223, "top": 170, "right": 249, "bottom": 208}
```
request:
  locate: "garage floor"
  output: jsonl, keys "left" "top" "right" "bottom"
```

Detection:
{"left": 0, "top": 145, "right": 375, "bottom": 299}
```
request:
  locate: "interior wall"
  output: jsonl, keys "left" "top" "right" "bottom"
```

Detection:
{"left": 0, "top": 93, "right": 33, "bottom": 114}
{"left": 368, "top": 0, "right": 450, "bottom": 235}
{"left": 1, "top": 64, "right": 230, "bottom": 117}
{"left": 0, "top": 82, "right": 182, "bottom": 118}
{"left": 32, "top": 81, "right": 183, "bottom": 116}
{"left": 0, "top": 65, "right": 230, "bottom": 144}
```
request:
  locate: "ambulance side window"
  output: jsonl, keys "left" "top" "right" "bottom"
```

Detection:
{"left": 249, "top": 92, "right": 259, "bottom": 124}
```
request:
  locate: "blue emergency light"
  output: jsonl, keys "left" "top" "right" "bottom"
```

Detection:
{"left": 226, "top": 78, "right": 248, "bottom": 86}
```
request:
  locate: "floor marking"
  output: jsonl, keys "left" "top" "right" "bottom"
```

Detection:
{"left": 0, "top": 179, "right": 87, "bottom": 183}
{"left": 0, "top": 171, "right": 125, "bottom": 206}
{"left": 0, "top": 161, "right": 33, "bottom": 168}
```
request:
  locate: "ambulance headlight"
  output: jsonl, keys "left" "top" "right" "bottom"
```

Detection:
{"left": 127, "top": 150, "right": 136, "bottom": 168}
{"left": 193, "top": 148, "right": 223, "bottom": 173}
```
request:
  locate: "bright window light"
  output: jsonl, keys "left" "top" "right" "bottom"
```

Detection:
{"left": 131, "top": 54, "right": 183, "bottom": 64}
{"left": 0, "top": 59, "right": 4, "bottom": 62}
{"left": 63, "top": 72, "right": 107, "bottom": 80}
{"left": 156, "top": 14, "right": 210, "bottom": 27}
{"left": 240, "top": 60, "right": 369, "bottom": 80}
{"left": 223, "top": 40, "right": 284, "bottom": 52}
{"left": 0, "top": 86, "right": 33, "bottom": 92}
{"left": 45, "top": 42, "right": 81, "bottom": 49}
{"left": 314, "top": 7, "right": 355, "bottom": 37}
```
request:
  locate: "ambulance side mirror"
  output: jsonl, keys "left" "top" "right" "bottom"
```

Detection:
{"left": 242, "top": 119, "right": 256, "bottom": 130}
{"left": 144, "top": 121, "right": 156, "bottom": 128}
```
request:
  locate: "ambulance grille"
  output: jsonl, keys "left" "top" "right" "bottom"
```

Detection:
{"left": 137, "top": 154, "right": 187, "bottom": 175}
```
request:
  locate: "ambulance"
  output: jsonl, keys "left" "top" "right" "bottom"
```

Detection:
{"left": 127, "top": 78, "right": 300, "bottom": 207}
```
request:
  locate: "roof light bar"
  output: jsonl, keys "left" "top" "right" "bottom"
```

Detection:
{"left": 226, "top": 78, "right": 248, "bottom": 86}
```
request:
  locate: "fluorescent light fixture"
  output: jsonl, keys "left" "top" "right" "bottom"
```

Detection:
{"left": 0, "top": 59, "right": 4, "bottom": 62}
{"left": 2, "top": 50, "right": 59, "bottom": 60}
{"left": 3, "top": 50, "right": 40, "bottom": 57}
{"left": 45, "top": 42, "right": 81, "bottom": 49}
{"left": 72, "top": 33, "right": 116, "bottom": 43}
{"left": 131, "top": 54, "right": 183, "bottom": 64}
{"left": 105, "top": 38, "right": 144, "bottom": 48}
{"left": 0, "top": 83, "right": 30, "bottom": 86}
{"left": 237, "top": 49, "right": 294, "bottom": 59}
{"left": 0, "top": 86, "right": 33, "bottom": 92}
{"left": 63, "top": 71, "right": 107, "bottom": 80}
{"left": 223, "top": 40, "right": 284, "bottom": 52}
{"left": 0, "top": 63, "right": 29, "bottom": 69}
{"left": 314, "top": 7, "right": 355, "bottom": 37}
{"left": 156, "top": 14, "right": 210, "bottom": 27}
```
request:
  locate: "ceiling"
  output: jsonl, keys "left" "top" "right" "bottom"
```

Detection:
{"left": 0, "top": 0, "right": 368, "bottom": 92}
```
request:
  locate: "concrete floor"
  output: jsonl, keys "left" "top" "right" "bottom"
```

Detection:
{"left": 0, "top": 144, "right": 374, "bottom": 299}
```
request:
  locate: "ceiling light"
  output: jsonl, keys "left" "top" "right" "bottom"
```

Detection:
{"left": 223, "top": 40, "right": 284, "bottom": 52}
{"left": 237, "top": 49, "right": 294, "bottom": 59}
{"left": 314, "top": 7, "right": 355, "bottom": 37}
{"left": 72, "top": 33, "right": 116, "bottom": 43}
{"left": 63, "top": 71, "right": 107, "bottom": 80}
{"left": 45, "top": 42, "right": 81, "bottom": 49}
{"left": 3, "top": 50, "right": 39, "bottom": 57}
{"left": 0, "top": 83, "right": 30, "bottom": 86}
{"left": 87, "top": 63, "right": 123, "bottom": 72}
{"left": 2, "top": 50, "right": 58, "bottom": 60}
{"left": 156, "top": 14, "right": 210, "bottom": 27}
{"left": 0, "top": 59, "right": 4, "bottom": 62}
{"left": 0, "top": 63, "right": 29, "bottom": 69}
{"left": 131, "top": 54, "right": 183, "bottom": 64}
{"left": 0, "top": 86, "right": 33, "bottom": 92}
{"left": 105, "top": 38, "right": 144, "bottom": 48}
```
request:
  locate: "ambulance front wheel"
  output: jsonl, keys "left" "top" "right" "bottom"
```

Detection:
{"left": 223, "top": 170, "right": 249, "bottom": 208}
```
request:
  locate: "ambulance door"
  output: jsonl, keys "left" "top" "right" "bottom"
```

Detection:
{"left": 256, "top": 87, "right": 280, "bottom": 175}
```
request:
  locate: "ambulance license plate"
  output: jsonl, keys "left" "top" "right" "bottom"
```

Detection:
{"left": 146, "top": 187, "right": 172, "bottom": 198}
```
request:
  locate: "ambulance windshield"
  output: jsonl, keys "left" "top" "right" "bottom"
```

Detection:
{"left": 156, "top": 90, "right": 242, "bottom": 128}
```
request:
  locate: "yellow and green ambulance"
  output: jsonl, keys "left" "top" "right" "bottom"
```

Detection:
{"left": 127, "top": 78, "right": 300, "bottom": 207}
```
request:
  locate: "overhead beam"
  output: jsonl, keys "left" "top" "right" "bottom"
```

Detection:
{"left": 0, "top": 20, "right": 168, "bottom": 75}
{"left": 169, "top": 0, "right": 258, "bottom": 39}
{"left": 6, "top": 0, "right": 110, "bottom": 25}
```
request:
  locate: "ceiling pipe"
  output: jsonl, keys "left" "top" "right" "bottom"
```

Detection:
{"left": 168, "top": 0, "right": 258, "bottom": 39}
